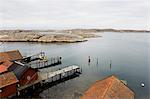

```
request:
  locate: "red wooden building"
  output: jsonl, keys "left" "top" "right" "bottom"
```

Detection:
{"left": 0, "top": 50, "right": 38, "bottom": 97}
{"left": 0, "top": 61, "right": 38, "bottom": 85}
{"left": 10, "top": 62, "right": 38, "bottom": 85}
{"left": 0, "top": 72, "right": 18, "bottom": 98}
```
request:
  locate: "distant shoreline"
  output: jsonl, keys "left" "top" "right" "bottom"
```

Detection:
{"left": 0, "top": 28, "right": 149, "bottom": 33}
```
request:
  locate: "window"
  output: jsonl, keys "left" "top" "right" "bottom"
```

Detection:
{"left": 0, "top": 89, "right": 2, "bottom": 93}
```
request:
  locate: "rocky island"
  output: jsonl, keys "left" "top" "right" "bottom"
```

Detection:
{"left": 0, "top": 30, "right": 100, "bottom": 43}
{"left": 0, "top": 32, "right": 83, "bottom": 43}
{"left": 0, "top": 29, "right": 149, "bottom": 43}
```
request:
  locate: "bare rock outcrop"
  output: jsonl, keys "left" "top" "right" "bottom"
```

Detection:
{"left": 0, "top": 32, "right": 88, "bottom": 43}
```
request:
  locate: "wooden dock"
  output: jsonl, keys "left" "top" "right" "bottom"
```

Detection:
{"left": 16, "top": 52, "right": 62, "bottom": 69}
{"left": 27, "top": 57, "right": 62, "bottom": 69}
{"left": 17, "top": 65, "right": 81, "bottom": 92}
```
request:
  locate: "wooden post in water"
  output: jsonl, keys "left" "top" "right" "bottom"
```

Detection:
{"left": 88, "top": 56, "right": 91, "bottom": 63}
{"left": 110, "top": 60, "right": 112, "bottom": 69}
{"left": 88, "top": 56, "right": 91, "bottom": 66}
{"left": 96, "top": 58, "right": 99, "bottom": 66}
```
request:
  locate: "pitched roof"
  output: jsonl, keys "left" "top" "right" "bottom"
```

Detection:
{"left": 0, "top": 50, "right": 23, "bottom": 62}
{"left": 81, "top": 75, "right": 134, "bottom": 99}
{"left": 0, "top": 61, "right": 13, "bottom": 73}
{"left": 8, "top": 62, "right": 29, "bottom": 79}
{"left": 0, "top": 72, "right": 18, "bottom": 88}
{"left": 1, "top": 61, "right": 13, "bottom": 68}
{"left": 0, "top": 60, "right": 32, "bottom": 80}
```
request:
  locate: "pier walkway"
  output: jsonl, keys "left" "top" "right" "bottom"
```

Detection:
{"left": 18, "top": 65, "right": 81, "bottom": 91}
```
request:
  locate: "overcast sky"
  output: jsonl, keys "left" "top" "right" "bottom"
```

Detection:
{"left": 0, "top": 0, "right": 149, "bottom": 30}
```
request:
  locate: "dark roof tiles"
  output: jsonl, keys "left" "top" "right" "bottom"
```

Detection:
{"left": 8, "top": 62, "right": 29, "bottom": 79}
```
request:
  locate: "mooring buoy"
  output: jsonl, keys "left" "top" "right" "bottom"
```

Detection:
{"left": 141, "top": 83, "right": 145, "bottom": 87}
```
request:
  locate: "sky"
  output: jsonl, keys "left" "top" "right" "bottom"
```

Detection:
{"left": 0, "top": 0, "right": 150, "bottom": 30}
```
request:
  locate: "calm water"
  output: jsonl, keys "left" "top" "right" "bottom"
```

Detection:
{"left": 0, "top": 32, "right": 150, "bottom": 99}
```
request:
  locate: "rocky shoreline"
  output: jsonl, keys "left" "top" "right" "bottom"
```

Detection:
{"left": 0, "top": 29, "right": 149, "bottom": 43}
